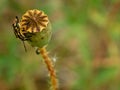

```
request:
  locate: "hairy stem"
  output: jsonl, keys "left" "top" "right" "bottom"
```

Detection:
{"left": 39, "top": 47, "right": 58, "bottom": 90}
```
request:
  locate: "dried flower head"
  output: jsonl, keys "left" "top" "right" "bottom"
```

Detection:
{"left": 12, "top": 9, "right": 52, "bottom": 49}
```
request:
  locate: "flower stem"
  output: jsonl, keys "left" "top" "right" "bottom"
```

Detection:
{"left": 39, "top": 46, "right": 58, "bottom": 90}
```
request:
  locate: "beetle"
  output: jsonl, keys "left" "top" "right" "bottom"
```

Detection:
{"left": 12, "top": 16, "right": 29, "bottom": 51}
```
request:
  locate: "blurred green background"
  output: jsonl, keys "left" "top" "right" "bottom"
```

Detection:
{"left": 0, "top": 0, "right": 120, "bottom": 90}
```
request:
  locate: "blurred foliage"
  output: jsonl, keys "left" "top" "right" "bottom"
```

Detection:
{"left": 0, "top": 0, "right": 120, "bottom": 90}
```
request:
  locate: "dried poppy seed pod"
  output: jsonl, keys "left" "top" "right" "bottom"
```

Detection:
{"left": 20, "top": 9, "right": 52, "bottom": 48}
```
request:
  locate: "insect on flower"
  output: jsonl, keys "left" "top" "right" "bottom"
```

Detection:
{"left": 12, "top": 10, "right": 58, "bottom": 90}
{"left": 12, "top": 9, "right": 52, "bottom": 52}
